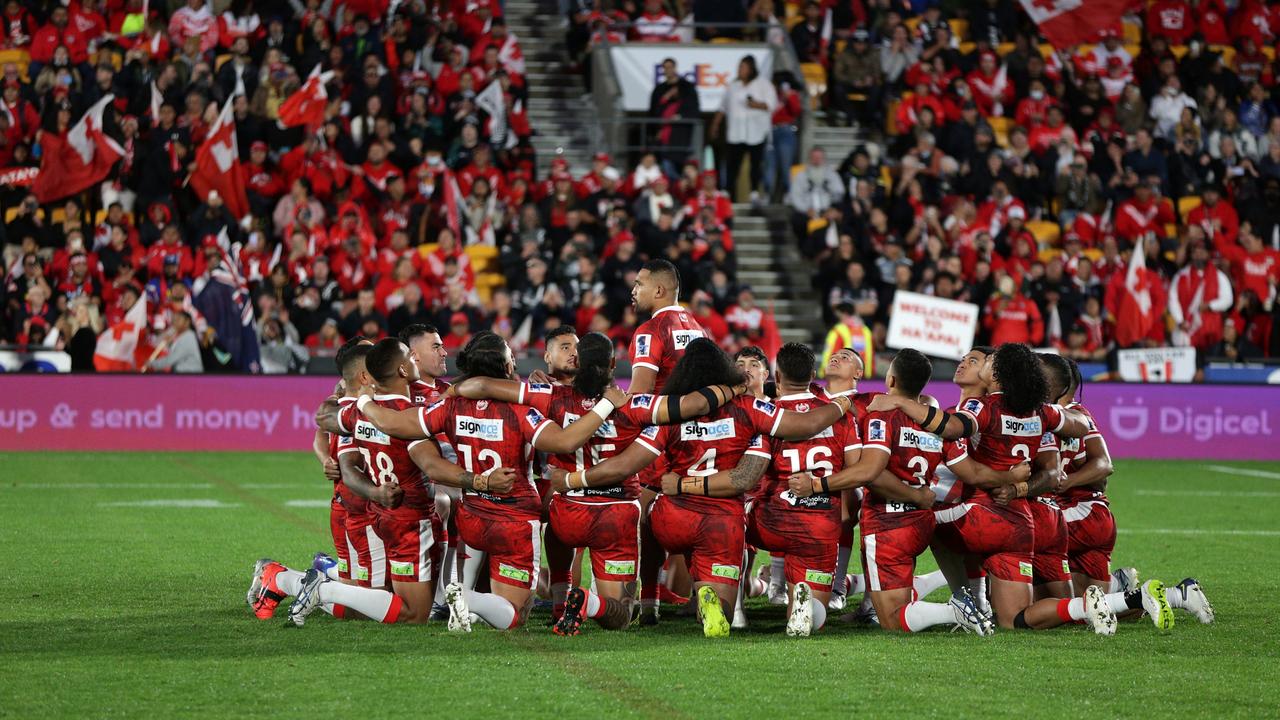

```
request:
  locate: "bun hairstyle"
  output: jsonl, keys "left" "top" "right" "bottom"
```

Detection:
{"left": 572, "top": 332, "right": 615, "bottom": 400}
{"left": 456, "top": 331, "right": 510, "bottom": 380}
{"left": 993, "top": 343, "right": 1048, "bottom": 416}
{"left": 660, "top": 337, "right": 745, "bottom": 396}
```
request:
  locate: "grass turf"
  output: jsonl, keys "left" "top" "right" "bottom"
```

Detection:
{"left": 1, "top": 453, "right": 1277, "bottom": 718}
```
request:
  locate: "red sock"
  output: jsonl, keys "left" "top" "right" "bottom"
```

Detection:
{"left": 1055, "top": 598, "right": 1074, "bottom": 623}
{"left": 331, "top": 604, "right": 347, "bottom": 619}
{"left": 898, "top": 606, "right": 913, "bottom": 632}
{"left": 382, "top": 595, "right": 403, "bottom": 624}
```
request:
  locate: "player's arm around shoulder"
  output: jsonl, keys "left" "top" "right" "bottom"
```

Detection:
{"left": 409, "top": 439, "right": 516, "bottom": 494}
{"left": 534, "top": 384, "right": 629, "bottom": 454}
{"left": 361, "top": 395, "right": 434, "bottom": 440}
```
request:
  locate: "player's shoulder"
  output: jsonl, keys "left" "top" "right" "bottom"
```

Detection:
{"left": 377, "top": 393, "right": 416, "bottom": 411}
{"left": 734, "top": 394, "right": 780, "bottom": 417}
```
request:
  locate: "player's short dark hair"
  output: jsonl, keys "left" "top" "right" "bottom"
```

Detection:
{"left": 891, "top": 348, "right": 932, "bottom": 397}
{"left": 456, "top": 331, "right": 510, "bottom": 380}
{"left": 365, "top": 338, "right": 406, "bottom": 384}
{"left": 969, "top": 345, "right": 995, "bottom": 357}
{"left": 661, "top": 337, "right": 745, "bottom": 396}
{"left": 398, "top": 323, "right": 438, "bottom": 345}
{"left": 993, "top": 343, "right": 1047, "bottom": 416}
{"left": 1038, "top": 353, "right": 1075, "bottom": 402}
{"left": 338, "top": 344, "right": 372, "bottom": 384}
{"left": 642, "top": 259, "right": 680, "bottom": 294}
{"left": 774, "top": 343, "right": 815, "bottom": 386}
{"left": 572, "top": 332, "right": 615, "bottom": 400}
{"left": 544, "top": 324, "right": 577, "bottom": 344}
{"left": 734, "top": 346, "right": 769, "bottom": 367}
{"left": 334, "top": 335, "right": 366, "bottom": 370}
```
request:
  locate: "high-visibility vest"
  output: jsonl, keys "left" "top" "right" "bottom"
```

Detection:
{"left": 821, "top": 321, "right": 874, "bottom": 377}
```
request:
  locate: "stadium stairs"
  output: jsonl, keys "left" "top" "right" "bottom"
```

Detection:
{"left": 505, "top": 0, "right": 598, "bottom": 175}
{"left": 733, "top": 203, "right": 825, "bottom": 346}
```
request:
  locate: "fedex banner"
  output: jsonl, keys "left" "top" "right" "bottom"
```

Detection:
{"left": 0, "top": 376, "right": 1277, "bottom": 459}
{"left": 610, "top": 44, "right": 773, "bottom": 112}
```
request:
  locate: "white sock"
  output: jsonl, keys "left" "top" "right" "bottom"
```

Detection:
{"left": 320, "top": 581, "right": 398, "bottom": 622}
{"left": 810, "top": 598, "right": 828, "bottom": 630}
{"left": 1166, "top": 588, "right": 1185, "bottom": 609}
{"left": 967, "top": 577, "right": 989, "bottom": 613}
{"left": 462, "top": 547, "right": 485, "bottom": 590}
{"left": 551, "top": 582, "right": 570, "bottom": 607}
{"left": 1063, "top": 597, "right": 1088, "bottom": 621}
{"left": 464, "top": 590, "right": 517, "bottom": 629}
{"left": 321, "top": 563, "right": 342, "bottom": 581}
{"left": 912, "top": 570, "right": 947, "bottom": 599}
{"left": 585, "top": 591, "right": 605, "bottom": 618}
{"left": 276, "top": 569, "right": 305, "bottom": 596}
{"left": 768, "top": 556, "right": 785, "bottom": 593}
{"left": 833, "top": 545, "right": 853, "bottom": 594}
{"left": 735, "top": 553, "right": 748, "bottom": 612}
{"left": 901, "top": 601, "right": 956, "bottom": 631}
{"left": 1105, "top": 591, "right": 1135, "bottom": 615}
{"left": 433, "top": 542, "right": 457, "bottom": 604}
{"left": 1109, "top": 576, "right": 1122, "bottom": 593}
{"left": 846, "top": 572, "right": 866, "bottom": 595}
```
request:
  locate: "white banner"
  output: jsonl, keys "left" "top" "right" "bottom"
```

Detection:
{"left": 0, "top": 349, "right": 71, "bottom": 372}
{"left": 885, "top": 291, "right": 979, "bottom": 361}
{"left": 609, "top": 44, "right": 773, "bottom": 112}
{"left": 1117, "top": 346, "right": 1197, "bottom": 383}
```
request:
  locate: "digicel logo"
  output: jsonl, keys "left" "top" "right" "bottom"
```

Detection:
{"left": 653, "top": 63, "right": 730, "bottom": 88}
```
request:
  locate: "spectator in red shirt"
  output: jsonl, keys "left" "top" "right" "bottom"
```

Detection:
{"left": 1218, "top": 225, "right": 1280, "bottom": 304}
{"left": 442, "top": 310, "right": 474, "bottom": 351}
{"left": 305, "top": 317, "right": 345, "bottom": 357}
{"left": 1115, "top": 180, "right": 1176, "bottom": 245}
{"left": 984, "top": 273, "right": 1044, "bottom": 346}
{"left": 1, "top": 0, "right": 36, "bottom": 49}
{"left": 31, "top": 5, "right": 90, "bottom": 67}
{"left": 1188, "top": 184, "right": 1240, "bottom": 249}
{"left": 1147, "top": 0, "right": 1194, "bottom": 45}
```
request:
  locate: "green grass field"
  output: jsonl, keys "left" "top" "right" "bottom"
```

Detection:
{"left": 2, "top": 453, "right": 1278, "bottom": 718}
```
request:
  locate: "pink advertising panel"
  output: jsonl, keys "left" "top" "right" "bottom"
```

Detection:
{"left": 0, "top": 375, "right": 1277, "bottom": 459}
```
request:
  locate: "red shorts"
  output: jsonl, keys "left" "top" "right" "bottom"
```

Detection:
{"left": 933, "top": 499, "right": 1033, "bottom": 584}
{"left": 328, "top": 497, "right": 351, "bottom": 580}
{"left": 373, "top": 511, "right": 444, "bottom": 584}
{"left": 549, "top": 497, "right": 641, "bottom": 582}
{"left": 649, "top": 496, "right": 744, "bottom": 586}
{"left": 456, "top": 505, "right": 542, "bottom": 589}
{"left": 1063, "top": 500, "right": 1117, "bottom": 581}
{"left": 860, "top": 510, "right": 935, "bottom": 592}
{"left": 746, "top": 509, "right": 840, "bottom": 592}
{"left": 1030, "top": 499, "right": 1071, "bottom": 585}
{"left": 343, "top": 510, "right": 376, "bottom": 587}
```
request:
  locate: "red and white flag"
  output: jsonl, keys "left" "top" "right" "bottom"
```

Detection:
{"left": 32, "top": 94, "right": 124, "bottom": 204}
{"left": 1115, "top": 234, "right": 1158, "bottom": 347}
{"left": 190, "top": 99, "right": 251, "bottom": 221}
{"left": 278, "top": 66, "right": 334, "bottom": 129}
{"left": 94, "top": 295, "right": 152, "bottom": 371}
{"left": 1018, "top": 0, "right": 1128, "bottom": 48}
{"left": 442, "top": 169, "right": 464, "bottom": 237}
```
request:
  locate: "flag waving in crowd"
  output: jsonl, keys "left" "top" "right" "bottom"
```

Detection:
{"left": 278, "top": 66, "right": 335, "bottom": 129}
{"left": 1018, "top": 0, "right": 1129, "bottom": 48}
{"left": 93, "top": 294, "right": 151, "bottom": 371}
{"left": 190, "top": 99, "right": 250, "bottom": 222}
{"left": 32, "top": 95, "right": 123, "bottom": 204}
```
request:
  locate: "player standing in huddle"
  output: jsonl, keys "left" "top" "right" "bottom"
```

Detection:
{"left": 356, "top": 332, "right": 626, "bottom": 631}
{"left": 450, "top": 331, "right": 745, "bottom": 634}
{"left": 869, "top": 343, "right": 1125, "bottom": 633}
{"left": 1040, "top": 354, "right": 1214, "bottom": 625}
{"left": 567, "top": 339, "right": 856, "bottom": 637}
{"left": 628, "top": 259, "right": 705, "bottom": 624}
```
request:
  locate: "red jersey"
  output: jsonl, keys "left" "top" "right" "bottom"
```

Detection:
{"left": 813, "top": 385, "right": 878, "bottom": 417}
{"left": 1056, "top": 402, "right": 1108, "bottom": 506}
{"left": 758, "top": 392, "right": 861, "bottom": 532}
{"left": 861, "top": 407, "right": 969, "bottom": 532}
{"left": 957, "top": 392, "right": 1064, "bottom": 515}
{"left": 410, "top": 377, "right": 451, "bottom": 406}
{"left": 418, "top": 396, "right": 554, "bottom": 521}
{"left": 327, "top": 396, "right": 368, "bottom": 515}
{"left": 629, "top": 305, "right": 705, "bottom": 393}
{"left": 637, "top": 395, "right": 784, "bottom": 516}
{"left": 521, "top": 382, "right": 663, "bottom": 502}
{"left": 338, "top": 395, "right": 434, "bottom": 522}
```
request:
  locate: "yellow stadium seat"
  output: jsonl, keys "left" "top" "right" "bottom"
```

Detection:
{"left": 905, "top": 17, "right": 921, "bottom": 33}
{"left": 1082, "top": 248, "right": 1103, "bottom": 263}
{"left": 464, "top": 244, "right": 499, "bottom": 271}
{"left": 711, "top": 37, "right": 737, "bottom": 44}
{"left": 835, "top": 39, "right": 847, "bottom": 54}
{"left": 1170, "top": 44, "right": 1189, "bottom": 60}
{"left": 989, "top": 116, "right": 1012, "bottom": 147}
{"left": 1038, "top": 43, "right": 1056, "bottom": 59}
{"left": 50, "top": 207, "right": 67, "bottom": 225}
{"left": 801, "top": 63, "right": 827, "bottom": 109}
{"left": 1212, "top": 45, "right": 1236, "bottom": 66}
{"left": 1164, "top": 223, "right": 1178, "bottom": 239}
{"left": 1122, "top": 43, "right": 1140, "bottom": 59}
{"left": 1178, "top": 195, "right": 1202, "bottom": 222}
{"left": 1027, "top": 220, "right": 1060, "bottom": 247}
{"left": 790, "top": 163, "right": 805, "bottom": 180}
{"left": 0, "top": 48, "right": 29, "bottom": 66}
{"left": 5, "top": 207, "right": 42, "bottom": 223}
{"left": 948, "top": 18, "right": 968, "bottom": 42}
{"left": 958, "top": 41, "right": 976, "bottom": 55}
{"left": 214, "top": 54, "right": 233, "bottom": 72}
{"left": 996, "top": 42, "right": 1015, "bottom": 57}
{"left": 1122, "top": 21, "right": 1142, "bottom": 45}
{"left": 807, "top": 218, "right": 829, "bottom": 234}
{"left": 885, "top": 98, "right": 900, "bottom": 136}
{"left": 1264, "top": 46, "right": 1276, "bottom": 61}
{"left": 879, "top": 165, "right": 893, "bottom": 189}
{"left": 419, "top": 243, "right": 438, "bottom": 259}
{"left": 786, "top": 14, "right": 805, "bottom": 31}
{"left": 1038, "top": 248, "right": 1062, "bottom": 264}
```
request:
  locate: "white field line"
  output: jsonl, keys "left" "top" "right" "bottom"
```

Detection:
{"left": 8, "top": 483, "right": 215, "bottom": 489}
{"left": 283, "top": 499, "right": 332, "bottom": 508}
{"left": 1204, "top": 465, "right": 1280, "bottom": 480}
{"left": 1118, "top": 528, "right": 1280, "bottom": 537}
{"left": 98, "top": 499, "right": 241, "bottom": 508}
{"left": 1135, "top": 490, "right": 1280, "bottom": 498}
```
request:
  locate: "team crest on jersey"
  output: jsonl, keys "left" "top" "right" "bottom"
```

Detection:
{"left": 581, "top": 398, "right": 595, "bottom": 410}
{"left": 1061, "top": 437, "right": 1081, "bottom": 454}
{"left": 680, "top": 418, "right": 735, "bottom": 441}
{"left": 1001, "top": 415, "right": 1044, "bottom": 437}
{"left": 455, "top": 415, "right": 503, "bottom": 441}
{"left": 527, "top": 383, "right": 553, "bottom": 395}
{"left": 1039, "top": 432, "right": 1057, "bottom": 449}
{"left": 476, "top": 400, "right": 489, "bottom": 411}
{"left": 867, "top": 419, "right": 886, "bottom": 442}
{"left": 631, "top": 394, "right": 654, "bottom": 409}
{"left": 753, "top": 398, "right": 778, "bottom": 416}
{"left": 525, "top": 408, "right": 547, "bottom": 429}
{"left": 962, "top": 398, "right": 983, "bottom": 415}
{"left": 898, "top": 427, "right": 942, "bottom": 452}
{"left": 640, "top": 425, "right": 660, "bottom": 440}
{"left": 671, "top": 329, "right": 702, "bottom": 350}
{"left": 796, "top": 403, "right": 810, "bottom": 412}
{"left": 747, "top": 434, "right": 765, "bottom": 451}
{"left": 634, "top": 334, "right": 652, "bottom": 358}
{"left": 354, "top": 420, "right": 391, "bottom": 446}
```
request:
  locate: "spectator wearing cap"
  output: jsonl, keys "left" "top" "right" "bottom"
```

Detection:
{"left": 711, "top": 55, "right": 777, "bottom": 205}
{"left": 577, "top": 152, "right": 613, "bottom": 199}
{"left": 648, "top": 58, "right": 700, "bottom": 177}
{"left": 443, "top": 310, "right": 474, "bottom": 351}
{"left": 1, "top": 79, "right": 38, "bottom": 144}
{"left": 831, "top": 28, "right": 882, "bottom": 128}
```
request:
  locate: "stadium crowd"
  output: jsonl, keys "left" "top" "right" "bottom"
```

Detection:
{"left": 3, "top": 0, "right": 1280, "bottom": 375}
